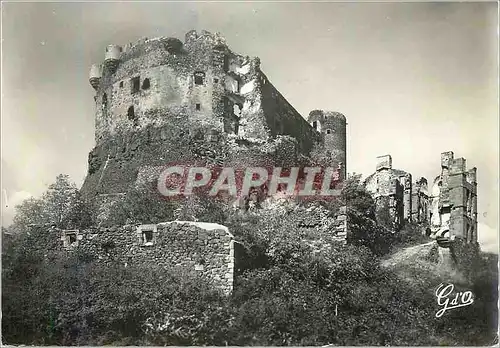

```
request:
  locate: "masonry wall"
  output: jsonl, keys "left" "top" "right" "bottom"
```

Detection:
{"left": 80, "top": 121, "right": 309, "bottom": 200}
{"left": 307, "top": 110, "right": 347, "bottom": 179}
{"left": 364, "top": 155, "right": 409, "bottom": 230}
{"left": 260, "top": 74, "right": 321, "bottom": 155}
{"left": 57, "top": 221, "right": 236, "bottom": 294}
{"left": 411, "top": 178, "right": 429, "bottom": 224}
{"left": 84, "top": 30, "right": 349, "bottom": 218}
{"left": 429, "top": 151, "right": 478, "bottom": 244}
{"left": 94, "top": 34, "right": 230, "bottom": 144}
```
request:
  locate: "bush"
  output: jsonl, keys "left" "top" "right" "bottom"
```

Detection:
{"left": 2, "top": 232, "right": 232, "bottom": 345}
{"left": 3, "top": 173, "right": 496, "bottom": 346}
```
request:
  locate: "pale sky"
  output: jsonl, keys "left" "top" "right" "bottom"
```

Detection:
{"left": 1, "top": 2, "right": 498, "bottom": 251}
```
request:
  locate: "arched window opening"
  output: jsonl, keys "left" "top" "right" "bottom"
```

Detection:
{"left": 142, "top": 78, "right": 150, "bottom": 90}
{"left": 312, "top": 120, "right": 322, "bottom": 131}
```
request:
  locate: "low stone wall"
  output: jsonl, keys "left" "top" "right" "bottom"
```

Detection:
{"left": 58, "top": 221, "right": 235, "bottom": 294}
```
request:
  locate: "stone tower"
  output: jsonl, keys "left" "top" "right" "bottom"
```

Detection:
{"left": 307, "top": 110, "right": 347, "bottom": 179}
{"left": 411, "top": 177, "right": 429, "bottom": 223}
{"left": 430, "top": 151, "right": 478, "bottom": 243}
{"left": 81, "top": 30, "right": 349, "bottom": 212}
{"left": 364, "top": 155, "right": 422, "bottom": 230}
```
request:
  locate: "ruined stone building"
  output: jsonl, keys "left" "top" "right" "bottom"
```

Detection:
{"left": 57, "top": 30, "right": 351, "bottom": 292}
{"left": 81, "top": 30, "right": 347, "bottom": 207}
{"left": 364, "top": 155, "right": 429, "bottom": 230}
{"left": 429, "top": 151, "right": 478, "bottom": 244}
{"left": 365, "top": 151, "right": 478, "bottom": 248}
{"left": 34, "top": 30, "right": 480, "bottom": 293}
{"left": 411, "top": 177, "right": 430, "bottom": 223}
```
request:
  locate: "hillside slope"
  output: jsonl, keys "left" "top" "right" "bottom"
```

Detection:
{"left": 381, "top": 240, "right": 468, "bottom": 287}
{"left": 380, "top": 241, "right": 498, "bottom": 346}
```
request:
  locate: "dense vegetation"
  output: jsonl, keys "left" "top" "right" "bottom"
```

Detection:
{"left": 2, "top": 174, "right": 497, "bottom": 345}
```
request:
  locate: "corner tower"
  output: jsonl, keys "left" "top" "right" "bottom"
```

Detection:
{"left": 307, "top": 110, "right": 347, "bottom": 178}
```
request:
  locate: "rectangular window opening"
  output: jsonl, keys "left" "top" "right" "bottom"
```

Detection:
{"left": 195, "top": 103, "right": 201, "bottom": 111}
{"left": 194, "top": 72, "right": 205, "bottom": 85}
{"left": 131, "top": 76, "right": 140, "bottom": 94}
{"left": 441, "top": 206, "right": 451, "bottom": 214}
{"left": 68, "top": 233, "right": 77, "bottom": 245}
{"left": 143, "top": 230, "right": 153, "bottom": 244}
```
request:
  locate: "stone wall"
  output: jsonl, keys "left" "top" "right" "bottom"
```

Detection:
{"left": 260, "top": 75, "right": 322, "bottom": 155}
{"left": 93, "top": 34, "right": 229, "bottom": 144}
{"left": 411, "top": 178, "right": 430, "bottom": 224}
{"left": 84, "top": 30, "right": 349, "bottom": 203}
{"left": 307, "top": 110, "right": 347, "bottom": 178}
{"left": 57, "top": 221, "right": 236, "bottom": 294}
{"left": 429, "top": 151, "right": 478, "bottom": 244}
{"left": 365, "top": 155, "right": 411, "bottom": 230}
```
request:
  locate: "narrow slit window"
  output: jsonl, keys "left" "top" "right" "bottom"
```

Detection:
{"left": 131, "top": 76, "right": 140, "bottom": 94}
{"left": 128, "top": 105, "right": 135, "bottom": 120}
{"left": 102, "top": 93, "right": 108, "bottom": 109}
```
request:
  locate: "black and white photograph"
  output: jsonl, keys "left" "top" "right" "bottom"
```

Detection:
{"left": 1, "top": 1, "right": 498, "bottom": 346}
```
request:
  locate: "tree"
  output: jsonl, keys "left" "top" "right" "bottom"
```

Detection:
{"left": 42, "top": 174, "right": 78, "bottom": 225}
{"left": 11, "top": 197, "right": 48, "bottom": 232}
{"left": 10, "top": 174, "right": 92, "bottom": 233}
{"left": 61, "top": 190, "right": 95, "bottom": 229}
{"left": 337, "top": 174, "right": 395, "bottom": 255}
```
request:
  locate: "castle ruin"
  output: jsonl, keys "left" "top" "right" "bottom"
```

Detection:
{"left": 81, "top": 30, "right": 347, "bottom": 207}
{"left": 365, "top": 152, "right": 478, "bottom": 248}
{"left": 55, "top": 30, "right": 350, "bottom": 293}
{"left": 364, "top": 155, "right": 429, "bottom": 230}
{"left": 42, "top": 30, "right": 478, "bottom": 293}
{"left": 429, "top": 151, "right": 478, "bottom": 243}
